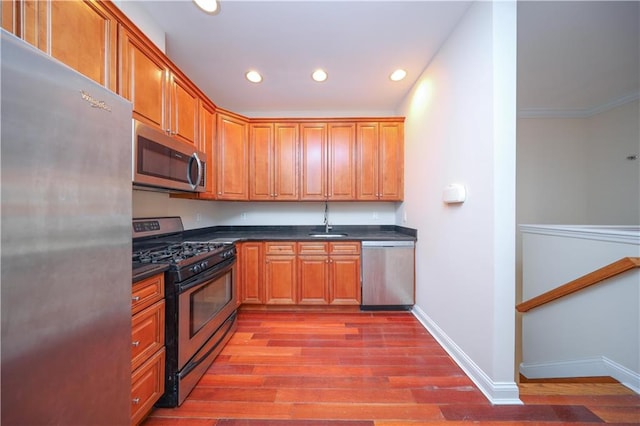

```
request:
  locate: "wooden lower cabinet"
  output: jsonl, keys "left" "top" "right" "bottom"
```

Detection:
{"left": 131, "top": 273, "right": 165, "bottom": 425}
{"left": 264, "top": 242, "right": 297, "bottom": 304}
{"left": 238, "top": 241, "right": 361, "bottom": 307}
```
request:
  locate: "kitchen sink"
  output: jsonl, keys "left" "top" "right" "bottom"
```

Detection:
{"left": 308, "top": 233, "right": 348, "bottom": 238}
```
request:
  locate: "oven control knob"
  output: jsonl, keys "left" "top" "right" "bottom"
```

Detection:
{"left": 200, "top": 261, "right": 208, "bottom": 269}
{"left": 192, "top": 264, "right": 201, "bottom": 274}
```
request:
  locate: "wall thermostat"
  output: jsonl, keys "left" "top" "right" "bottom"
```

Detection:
{"left": 443, "top": 183, "right": 466, "bottom": 204}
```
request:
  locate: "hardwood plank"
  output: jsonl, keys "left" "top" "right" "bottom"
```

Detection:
{"left": 142, "top": 311, "right": 637, "bottom": 425}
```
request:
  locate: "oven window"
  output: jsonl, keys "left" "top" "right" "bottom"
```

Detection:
{"left": 190, "top": 272, "right": 232, "bottom": 337}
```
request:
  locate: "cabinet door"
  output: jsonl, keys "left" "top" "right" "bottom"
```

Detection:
{"left": 327, "top": 123, "right": 356, "bottom": 200}
{"left": 273, "top": 123, "right": 299, "bottom": 200}
{"left": 264, "top": 254, "right": 297, "bottom": 304}
{"left": 356, "top": 122, "right": 379, "bottom": 200}
{"left": 1, "top": 0, "right": 17, "bottom": 35}
{"left": 298, "top": 255, "right": 329, "bottom": 304}
{"left": 378, "top": 122, "right": 404, "bottom": 201}
{"left": 238, "top": 242, "right": 264, "bottom": 304}
{"left": 170, "top": 73, "right": 199, "bottom": 146}
{"left": 198, "top": 102, "right": 217, "bottom": 198}
{"left": 329, "top": 254, "right": 361, "bottom": 305}
{"left": 29, "top": 0, "right": 118, "bottom": 91}
{"left": 249, "top": 123, "right": 274, "bottom": 200}
{"left": 119, "top": 26, "right": 168, "bottom": 131}
{"left": 299, "top": 123, "right": 327, "bottom": 200}
{"left": 217, "top": 113, "right": 249, "bottom": 200}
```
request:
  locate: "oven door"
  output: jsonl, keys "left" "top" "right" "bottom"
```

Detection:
{"left": 177, "top": 257, "right": 237, "bottom": 370}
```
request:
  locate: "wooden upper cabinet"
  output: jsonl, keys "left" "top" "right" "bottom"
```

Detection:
{"left": 119, "top": 25, "right": 168, "bottom": 130}
{"left": 217, "top": 112, "right": 249, "bottom": 200}
{"left": 299, "top": 123, "right": 327, "bottom": 200}
{"left": 169, "top": 73, "right": 199, "bottom": 146}
{"left": 378, "top": 121, "right": 404, "bottom": 201}
{"left": 8, "top": 0, "right": 118, "bottom": 91}
{"left": 273, "top": 123, "right": 299, "bottom": 200}
{"left": 328, "top": 122, "right": 356, "bottom": 200}
{"left": 249, "top": 123, "right": 274, "bottom": 200}
{"left": 356, "top": 121, "right": 404, "bottom": 201}
{"left": 1, "top": 0, "right": 17, "bottom": 35}
{"left": 250, "top": 122, "right": 299, "bottom": 200}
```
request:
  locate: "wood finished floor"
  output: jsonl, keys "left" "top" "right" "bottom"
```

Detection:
{"left": 143, "top": 311, "right": 639, "bottom": 425}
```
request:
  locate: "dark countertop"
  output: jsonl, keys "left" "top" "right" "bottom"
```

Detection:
{"left": 132, "top": 225, "right": 417, "bottom": 284}
{"left": 181, "top": 225, "right": 418, "bottom": 243}
{"left": 132, "top": 263, "right": 169, "bottom": 284}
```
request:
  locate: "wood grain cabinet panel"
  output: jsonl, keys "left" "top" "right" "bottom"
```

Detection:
{"left": 119, "top": 25, "right": 168, "bottom": 130}
{"left": 264, "top": 242, "right": 297, "bottom": 304}
{"left": 131, "top": 273, "right": 165, "bottom": 425}
{"left": 8, "top": 0, "right": 118, "bottom": 91}
{"left": 357, "top": 121, "right": 404, "bottom": 201}
{"left": 238, "top": 242, "right": 264, "bottom": 304}
{"left": 198, "top": 102, "right": 217, "bottom": 198}
{"left": 329, "top": 253, "right": 361, "bottom": 305}
{"left": 169, "top": 73, "right": 199, "bottom": 146}
{"left": 249, "top": 123, "right": 274, "bottom": 200}
{"left": 328, "top": 122, "right": 356, "bottom": 200}
{"left": 217, "top": 112, "right": 249, "bottom": 200}
{"left": 299, "top": 123, "right": 327, "bottom": 200}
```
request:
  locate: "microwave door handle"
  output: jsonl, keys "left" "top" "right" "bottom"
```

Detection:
{"left": 188, "top": 152, "right": 203, "bottom": 190}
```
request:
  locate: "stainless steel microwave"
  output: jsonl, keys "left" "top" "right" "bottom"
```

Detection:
{"left": 132, "top": 119, "right": 206, "bottom": 192}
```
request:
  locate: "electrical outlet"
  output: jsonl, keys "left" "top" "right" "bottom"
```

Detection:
{"left": 372, "top": 211, "right": 379, "bottom": 220}
{"left": 240, "top": 212, "right": 247, "bottom": 221}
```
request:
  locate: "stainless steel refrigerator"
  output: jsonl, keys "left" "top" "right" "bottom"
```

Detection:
{"left": 1, "top": 30, "right": 133, "bottom": 424}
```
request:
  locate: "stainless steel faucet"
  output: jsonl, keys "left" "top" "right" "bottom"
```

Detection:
{"left": 323, "top": 201, "right": 332, "bottom": 233}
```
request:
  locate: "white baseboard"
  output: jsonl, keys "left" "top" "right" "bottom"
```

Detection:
{"left": 411, "top": 306, "right": 522, "bottom": 405}
{"left": 520, "top": 356, "right": 640, "bottom": 394}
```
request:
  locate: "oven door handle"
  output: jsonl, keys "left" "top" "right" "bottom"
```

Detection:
{"left": 178, "top": 257, "right": 236, "bottom": 293}
{"left": 178, "top": 311, "right": 237, "bottom": 379}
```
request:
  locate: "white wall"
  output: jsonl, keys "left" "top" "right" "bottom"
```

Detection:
{"left": 133, "top": 190, "right": 397, "bottom": 230}
{"left": 585, "top": 101, "right": 640, "bottom": 224}
{"left": 112, "top": 1, "right": 166, "bottom": 52}
{"left": 398, "top": 1, "right": 519, "bottom": 404}
{"left": 517, "top": 100, "right": 640, "bottom": 228}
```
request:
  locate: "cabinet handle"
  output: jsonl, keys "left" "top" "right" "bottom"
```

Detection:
{"left": 132, "top": 397, "right": 140, "bottom": 405}
{"left": 132, "top": 341, "right": 140, "bottom": 347}
{"left": 165, "top": 129, "right": 171, "bottom": 134}
{"left": 132, "top": 296, "right": 140, "bottom": 302}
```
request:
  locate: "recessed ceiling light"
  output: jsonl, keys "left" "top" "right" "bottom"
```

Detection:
{"left": 193, "top": 0, "right": 218, "bottom": 14}
{"left": 390, "top": 69, "right": 407, "bottom": 82}
{"left": 245, "top": 70, "right": 263, "bottom": 83}
{"left": 312, "top": 69, "right": 328, "bottom": 82}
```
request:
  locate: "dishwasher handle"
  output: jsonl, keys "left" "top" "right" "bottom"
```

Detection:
{"left": 361, "top": 240, "right": 415, "bottom": 248}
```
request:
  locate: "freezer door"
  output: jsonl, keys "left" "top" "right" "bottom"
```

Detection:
{"left": 1, "top": 30, "right": 133, "bottom": 425}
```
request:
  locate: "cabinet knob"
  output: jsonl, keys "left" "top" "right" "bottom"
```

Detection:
{"left": 132, "top": 397, "right": 140, "bottom": 405}
{"left": 131, "top": 296, "right": 140, "bottom": 302}
{"left": 132, "top": 341, "right": 140, "bottom": 347}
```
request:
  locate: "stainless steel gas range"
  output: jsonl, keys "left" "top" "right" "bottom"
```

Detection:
{"left": 132, "top": 217, "right": 238, "bottom": 407}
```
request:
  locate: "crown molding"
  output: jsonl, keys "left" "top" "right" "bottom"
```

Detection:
{"left": 518, "top": 91, "right": 639, "bottom": 119}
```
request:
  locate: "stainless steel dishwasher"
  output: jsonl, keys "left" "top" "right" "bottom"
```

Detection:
{"left": 361, "top": 240, "right": 415, "bottom": 310}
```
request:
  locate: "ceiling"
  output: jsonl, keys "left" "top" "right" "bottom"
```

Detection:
{"left": 135, "top": 1, "right": 639, "bottom": 117}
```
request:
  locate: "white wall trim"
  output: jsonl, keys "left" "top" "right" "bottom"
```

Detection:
{"left": 518, "top": 91, "right": 640, "bottom": 119}
{"left": 520, "top": 356, "right": 640, "bottom": 394}
{"left": 412, "top": 306, "right": 522, "bottom": 405}
{"left": 519, "top": 224, "right": 640, "bottom": 246}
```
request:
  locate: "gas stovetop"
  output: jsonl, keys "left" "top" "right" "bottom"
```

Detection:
{"left": 132, "top": 217, "right": 237, "bottom": 282}
{"left": 133, "top": 241, "right": 230, "bottom": 266}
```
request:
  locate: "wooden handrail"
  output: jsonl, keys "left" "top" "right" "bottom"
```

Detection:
{"left": 516, "top": 257, "right": 640, "bottom": 313}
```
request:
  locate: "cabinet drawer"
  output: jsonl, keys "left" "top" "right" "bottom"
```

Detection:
{"left": 329, "top": 241, "right": 361, "bottom": 255}
{"left": 297, "top": 242, "right": 328, "bottom": 255}
{"left": 131, "top": 348, "right": 165, "bottom": 426}
{"left": 132, "top": 273, "right": 164, "bottom": 314}
{"left": 265, "top": 241, "right": 296, "bottom": 255}
{"left": 131, "top": 300, "right": 165, "bottom": 372}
